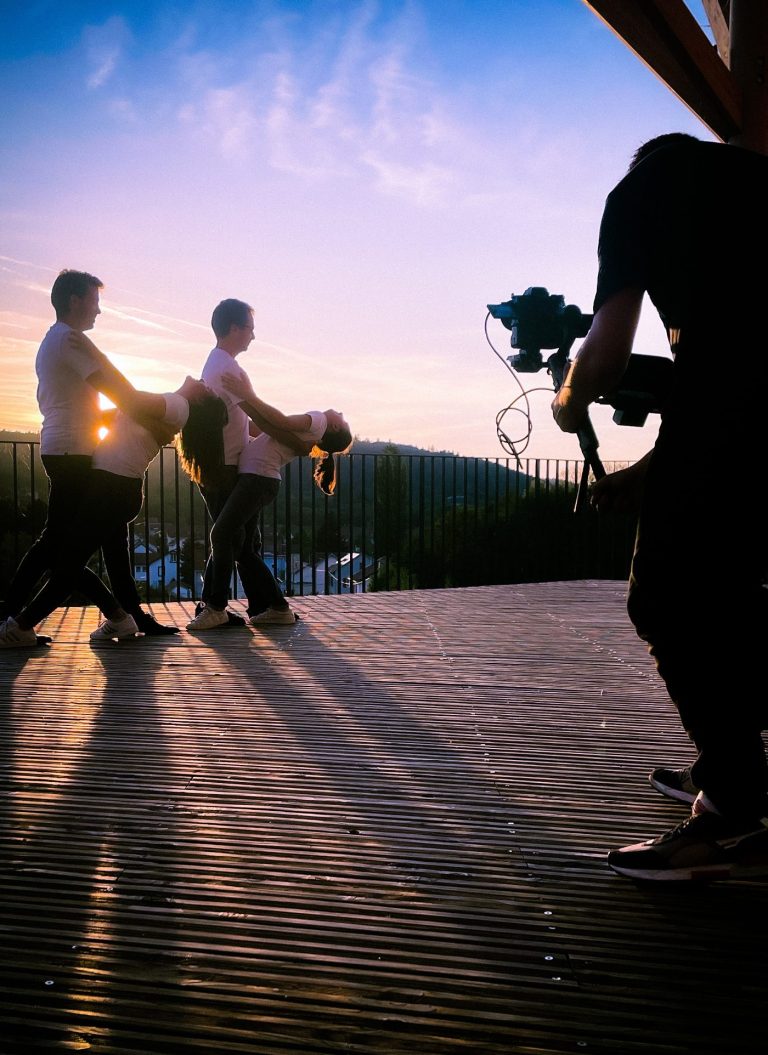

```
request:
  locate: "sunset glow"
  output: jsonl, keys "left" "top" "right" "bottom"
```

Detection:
{"left": 0, "top": 1, "right": 714, "bottom": 460}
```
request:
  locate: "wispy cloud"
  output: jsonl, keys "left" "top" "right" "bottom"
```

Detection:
{"left": 0, "top": 310, "right": 47, "bottom": 333}
{"left": 179, "top": 86, "right": 260, "bottom": 160}
{"left": 163, "top": 2, "right": 467, "bottom": 204}
{"left": 360, "top": 153, "right": 455, "bottom": 204}
{"left": 83, "top": 16, "right": 131, "bottom": 90}
{"left": 101, "top": 306, "right": 185, "bottom": 335}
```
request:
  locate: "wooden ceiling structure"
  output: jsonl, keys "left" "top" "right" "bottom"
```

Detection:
{"left": 582, "top": 0, "right": 768, "bottom": 153}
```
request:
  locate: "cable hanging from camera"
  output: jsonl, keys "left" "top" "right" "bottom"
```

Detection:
{"left": 484, "top": 311, "right": 552, "bottom": 469}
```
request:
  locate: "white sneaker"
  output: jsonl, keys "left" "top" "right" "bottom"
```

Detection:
{"left": 186, "top": 605, "right": 229, "bottom": 631}
{"left": 0, "top": 616, "right": 38, "bottom": 649}
{"left": 90, "top": 614, "right": 139, "bottom": 644}
{"left": 249, "top": 606, "right": 297, "bottom": 626}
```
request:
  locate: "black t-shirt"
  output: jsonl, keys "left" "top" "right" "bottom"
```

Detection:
{"left": 594, "top": 141, "right": 768, "bottom": 351}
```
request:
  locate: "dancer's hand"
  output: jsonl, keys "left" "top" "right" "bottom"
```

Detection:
{"left": 222, "top": 371, "right": 254, "bottom": 404}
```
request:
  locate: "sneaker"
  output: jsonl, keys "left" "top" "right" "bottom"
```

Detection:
{"left": 90, "top": 614, "right": 140, "bottom": 644}
{"left": 186, "top": 605, "right": 229, "bottom": 631}
{"left": 691, "top": 791, "right": 722, "bottom": 817}
{"left": 134, "top": 610, "right": 180, "bottom": 636}
{"left": 0, "top": 616, "right": 38, "bottom": 649}
{"left": 194, "top": 602, "right": 246, "bottom": 627}
{"left": 607, "top": 810, "right": 768, "bottom": 881}
{"left": 649, "top": 765, "right": 698, "bottom": 804}
{"left": 249, "top": 606, "right": 297, "bottom": 626}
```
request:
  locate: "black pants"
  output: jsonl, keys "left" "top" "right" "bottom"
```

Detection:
{"left": 199, "top": 467, "right": 279, "bottom": 615}
{"left": 626, "top": 408, "right": 768, "bottom": 816}
{"left": 19, "top": 471, "right": 145, "bottom": 628}
{"left": 4, "top": 455, "right": 141, "bottom": 618}
{"left": 207, "top": 473, "right": 283, "bottom": 612}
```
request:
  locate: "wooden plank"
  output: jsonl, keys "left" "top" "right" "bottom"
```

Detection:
{"left": 701, "top": 0, "right": 731, "bottom": 65}
{"left": 0, "top": 584, "right": 766, "bottom": 1054}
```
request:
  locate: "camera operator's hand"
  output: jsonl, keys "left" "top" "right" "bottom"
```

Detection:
{"left": 551, "top": 388, "right": 588, "bottom": 433}
{"left": 552, "top": 288, "right": 643, "bottom": 434}
{"left": 588, "top": 452, "right": 651, "bottom": 514}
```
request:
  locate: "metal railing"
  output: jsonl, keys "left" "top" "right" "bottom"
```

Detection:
{"left": 0, "top": 440, "right": 637, "bottom": 602}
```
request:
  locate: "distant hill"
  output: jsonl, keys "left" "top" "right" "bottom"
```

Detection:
{"left": 0, "top": 430, "right": 460, "bottom": 459}
{"left": 0, "top": 430, "right": 38, "bottom": 444}
{"left": 349, "top": 439, "right": 458, "bottom": 458}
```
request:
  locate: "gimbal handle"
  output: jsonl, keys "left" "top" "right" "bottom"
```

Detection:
{"left": 546, "top": 346, "right": 605, "bottom": 513}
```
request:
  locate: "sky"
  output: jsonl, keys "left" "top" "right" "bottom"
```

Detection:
{"left": 0, "top": 0, "right": 715, "bottom": 462}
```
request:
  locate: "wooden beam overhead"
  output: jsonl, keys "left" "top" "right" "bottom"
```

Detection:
{"left": 701, "top": 0, "right": 730, "bottom": 66}
{"left": 582, "top": 0, "right": 741, "bottom": 142}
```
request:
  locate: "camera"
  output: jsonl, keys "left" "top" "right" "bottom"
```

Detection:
{"left": 487, "top": 286, "right": 591, "bottom": 373}
{"left": 487, "top": 285, "right": 672, "bottom": 427}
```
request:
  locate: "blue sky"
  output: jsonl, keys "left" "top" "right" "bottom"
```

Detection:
{"left": 0, "top": 1, "right": 714, "bottom": 460}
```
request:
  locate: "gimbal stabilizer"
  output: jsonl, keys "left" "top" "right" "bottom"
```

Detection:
{"left": 486, "top": 286, "right": 672, "bottom": 512}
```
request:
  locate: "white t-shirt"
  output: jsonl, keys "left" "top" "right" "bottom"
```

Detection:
{"left": 36, "top": 321, "right": 102, "bottom": 455}
{"left": 201, "top": 346, "right": 250, "bottom": 466}
{"left": 93, "top": 393, "right": 190, "bottom": 479}
{"left": 238, "top": 411, "right": 327, "bottom": 480}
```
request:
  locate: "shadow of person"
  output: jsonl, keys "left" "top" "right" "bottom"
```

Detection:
{"left": 0, "top": 635, "right": 206, "bottom": 1052}
{"left": 163, "top": 601, "right": 555, "bottom": 1055}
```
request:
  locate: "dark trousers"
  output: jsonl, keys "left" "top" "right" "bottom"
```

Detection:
{"left": 20, "top": 471, "right": 145, "bottom": 628}
{"left": 3, "top": 455, "right": 141, "bottom": 618}
{"left": 626, "top": 408, "right": 768, "bottom": 816}
{"left": 199, "top": 469, "right": 283, "bottom": 614}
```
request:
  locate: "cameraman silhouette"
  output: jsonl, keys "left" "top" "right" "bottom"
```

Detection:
{"left": 553, "top": 132, "right": 768, "bottom": 881}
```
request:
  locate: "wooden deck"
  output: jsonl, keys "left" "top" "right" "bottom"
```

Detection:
{"left": 0, "top": 582, "right": 765, "bottom": 1055}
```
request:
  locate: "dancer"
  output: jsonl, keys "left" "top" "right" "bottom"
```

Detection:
{"left": 187, "top": 297, "right": 310, "bottom": 630}
{"left": 0, "top": 378, "right": 224, "bottom": 647}
{"left": 0, "top": 269, "right": 179, "bottom": 638}
{"left": 180, "top": 370, "right": 352, "bottom": 627}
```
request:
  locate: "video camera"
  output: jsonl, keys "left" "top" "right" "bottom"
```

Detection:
{"left": 487, "top": 285, "right": 672, "bottom": 427}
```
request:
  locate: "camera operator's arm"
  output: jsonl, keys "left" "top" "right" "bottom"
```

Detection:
{"left": 552, "top": 287, "right": 643, "bottom": 433}
{"left": 589, "top": 450, "right": 652, "bottom": 514}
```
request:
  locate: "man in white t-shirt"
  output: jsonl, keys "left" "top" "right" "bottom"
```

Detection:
{"left": 0, "top": 269, "right": 178, "bottom": 644}
{"left": 187, "top": 299, "right": 259, "bottom": 629}
{"left": 189, "top": 299, "right": 308, "bottom": 630}
{"left": 2, "top": 380, "right": 209, "bottom": 648}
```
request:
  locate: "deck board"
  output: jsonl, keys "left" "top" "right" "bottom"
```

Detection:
{"left": 0, "top": 582, "right": 765, "bottom": 1054}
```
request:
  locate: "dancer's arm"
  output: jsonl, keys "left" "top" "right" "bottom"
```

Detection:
{"left": 222, "top": 371, "right": 314, "bottom": 454}
{"left": 67, "top": 332, "right": 175, "bottom": 445}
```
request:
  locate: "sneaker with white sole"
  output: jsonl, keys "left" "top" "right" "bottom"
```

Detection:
{"left": 90, "top": 614, "right": 140, "bottom": 644}
{"left": 0, "top": 616, "right": 38, "bottom": 649}
{"left": 186, "top": 605, "right": 229, "bottom": 631}
{"left": 194, "top": 602, "right": 246, "bottom": 627}
{"left": 649, "top": 766, "right": 698, "bottom": 805}
{"left": 608, "top": 808, "right": 768, "bottom": 881}
{"left": 249, "top": 606, "right": 297, "bottom": 626}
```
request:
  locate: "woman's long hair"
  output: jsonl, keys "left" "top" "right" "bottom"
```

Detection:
{"left": 176, "top": 394, "right": 228, "bottom": 485}
{"left": 311, "top": 424, "right": 353, "bottom": 496}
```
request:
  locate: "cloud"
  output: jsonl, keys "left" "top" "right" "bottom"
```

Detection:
{"left": 0, "top": 310, "right": 46, "bottom": 333}
{"left": 101, "top": 305, "right": 184, "bottom": 335}
{"left": 108, "top": 98, "right": 139, "bottom": 123}
{"left": 360, "top": 152, "right": 455, "bottom": 205}
{"left": 83, "top": 16, "right": 131, "bottom": 90}
{"left": 203, "top": 87, "right": 259, "bottom": 159}
{"left": 0, "top": 254, "right": 58, "bottom": 280}
{"left": 166, "top": 2, "right": 466, "bottom": 203}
